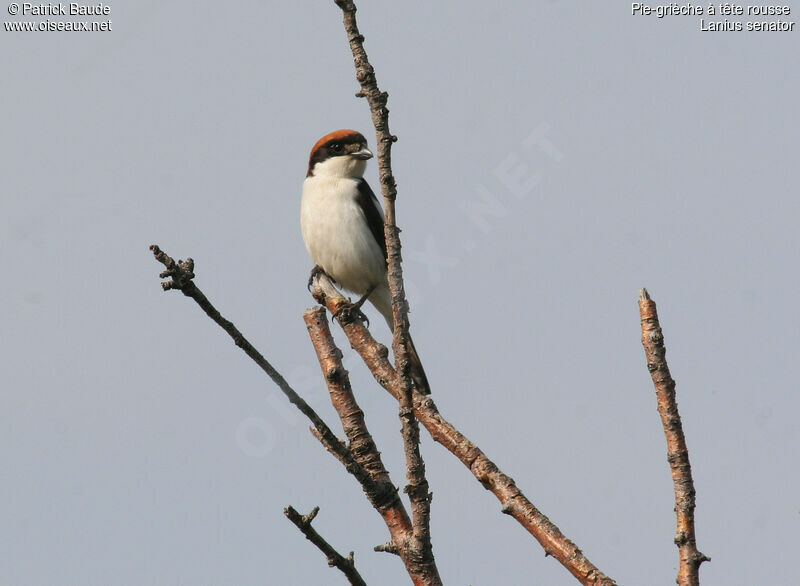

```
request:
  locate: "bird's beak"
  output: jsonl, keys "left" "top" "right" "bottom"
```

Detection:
{"left": 351, "top": 148, "right": 373, "bottom": 160}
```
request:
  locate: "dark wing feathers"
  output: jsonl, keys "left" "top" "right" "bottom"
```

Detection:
{"left": 355, "top": 179, "right": 387, "bottom": 263}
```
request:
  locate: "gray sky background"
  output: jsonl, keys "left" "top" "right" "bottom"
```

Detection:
{"left": 2, "top": 2, "right": 798, "bottom": 584}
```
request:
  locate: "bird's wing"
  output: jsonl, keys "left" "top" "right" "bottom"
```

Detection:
{"left": 355, "top": 178, "right": 387, "bottom": 263}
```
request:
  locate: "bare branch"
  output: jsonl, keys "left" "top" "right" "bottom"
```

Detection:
{"left": 374, "top": 541, "right": 400, "bottom": 555}
{"left": 304, "top": 307, "right": 441, "bottom": 586}
{"left": 149, "top": 245, "right": 363, "bottom": 476}
{"left": 333, "top": 0, "right": 435, "bottom": 571}
{"left": 305, "top": 306, "right": 390, "bottom": 483}
{"left": 284, "top": 506, "right": 368, "bottom": 586}
{"left": 303, "top": 308, "right": 407, "bottom": 518}
{"left": 313, "top": 273, "right": 616, "bottom": 586}
{"left": 639, "top": 289, "right": 710, "bottom": 586}
{"left": 149, "top": 247, "right": 440, "bottom": 584}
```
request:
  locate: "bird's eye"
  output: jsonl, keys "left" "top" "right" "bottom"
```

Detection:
{"left": 330, "top": 143, "right": 343, "bottom": 154}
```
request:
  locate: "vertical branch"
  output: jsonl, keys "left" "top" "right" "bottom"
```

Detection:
{"left": 639, "top": 289, "right": 710, "bottom": 586}
{"left": 333, "top": 0, "right": 434, "bottom": 571}
{"left": 333, "top": 0, "right": 405, "bottom": 339}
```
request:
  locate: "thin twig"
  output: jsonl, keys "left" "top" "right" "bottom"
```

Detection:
{"left": 313, "top": 273, "right": 617, "bottom": 586}
{"left": 639, "top": 289, "right": 709, "bottom": 586}
{"left": 284, "top": 506, "right": 368, "bottom": 586}
{"left": 333, "top": 0, "right": 435, "bottom": 575}
{"left": 149, "top": 245, "right": 366, "bottom": 479}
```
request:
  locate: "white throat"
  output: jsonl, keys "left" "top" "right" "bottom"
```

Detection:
{"left": 311, "top": 156, "right": 367, "bottom": 179}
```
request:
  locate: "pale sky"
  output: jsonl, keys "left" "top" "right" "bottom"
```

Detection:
{"left": 2, "top": 2, "right": 798, "bottom": 584}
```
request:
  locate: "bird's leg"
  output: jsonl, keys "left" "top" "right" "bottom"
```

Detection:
{"left": 351, "top": 284, "right": 376, "bottom": 311}
{"left": 332, "top": 284, "right": 376, "bottom": 328}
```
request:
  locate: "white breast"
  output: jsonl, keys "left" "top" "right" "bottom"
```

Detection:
{"left": 301, "top": 176, "right": 387, "bottom": 296}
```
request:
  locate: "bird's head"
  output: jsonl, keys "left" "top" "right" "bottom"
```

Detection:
{"left": 306, "top": 129, "right": 373, "bottom": 178}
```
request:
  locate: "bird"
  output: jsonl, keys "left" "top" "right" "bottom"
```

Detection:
{"left": 301, "top": 129, "right": 430, "bottom": 395}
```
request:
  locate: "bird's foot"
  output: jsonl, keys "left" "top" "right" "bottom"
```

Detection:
{"left": 331, "top": 285, "right": 376, "bottom": 328}
{"left": 331, "top": 302, "right": 370, "bottom": 327}
{"left": 307, "top": 265, "right": 329, "bottom": 291}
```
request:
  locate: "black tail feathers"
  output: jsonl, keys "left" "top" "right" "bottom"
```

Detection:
{"left": 406, "top": 333, "right": 430, "bottom": 395}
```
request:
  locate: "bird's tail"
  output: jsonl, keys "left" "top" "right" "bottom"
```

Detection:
{"left": 406, "top": 332, "right": 430, "bottom": 395}
{"left": 370, "top": 285, "right": 431, "bottom": 395}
